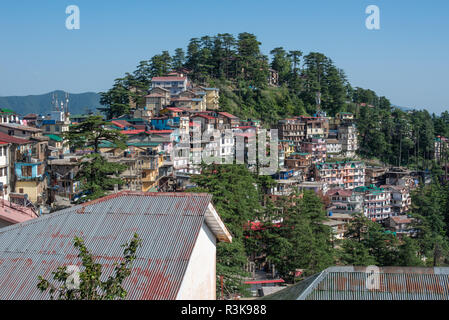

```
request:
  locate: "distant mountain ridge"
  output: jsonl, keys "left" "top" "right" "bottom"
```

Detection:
{"left": 0, "top": 90, "right": 102, "bottom": 116}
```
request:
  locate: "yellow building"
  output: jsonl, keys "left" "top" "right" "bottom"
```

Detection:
{"left": 15, "top": 179, "right": 47, "bottom": 204}
{"left": 142, "top": 153, "right": 164, "bottom": 192}
{"left": 201, "top": 87, "right": 220, "bottom": 110}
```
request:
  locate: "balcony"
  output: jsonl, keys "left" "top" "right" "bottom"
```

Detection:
{"left": 15, "top": 162, "right": 44, "bottom": 181}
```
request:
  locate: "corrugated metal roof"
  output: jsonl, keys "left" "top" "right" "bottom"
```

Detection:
{"left": 0, "top": 191, "right": 217, "bottom": 300}
{"left": 263, "top": 266, "right": 449, "bottom": 300}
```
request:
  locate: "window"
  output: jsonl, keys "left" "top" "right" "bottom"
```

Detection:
{"left": 21, "top": 166, "right": 32, "bottom": 177}
{"left": 19, "top": 188, "right": 24, "bottom": 194}
{"left": 55, "top": 125, "right": 60, "bottom": 132}
{"left": 8, "top": 130, "right": 13, "bottom": 136}
{"left": 0, "top": 148, "right": 2, "bottom": 156}
{"left": 46, "top": 126, "right": 50, "bottom": 132}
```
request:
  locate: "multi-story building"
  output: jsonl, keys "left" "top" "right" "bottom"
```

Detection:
{"left": 0, "top": 125, "right": 49, "bottom": 206}
{"left": 47, "top": 156, "right": 81, "bottom": 201}
{"left": 13, "top": 142, "right": 48, "bottom": 206}
{"left": 435, "top": 136, "right": 448, "bottom": 162}
{"left": 354, "top": 185, "right": 393, "bottom": 220}
{"left": 0, "top": 122, "right": 43, "bottom": 139}
{"left": 201, "top": 87, "right": 220, "bottom": 110}
{"left": 326, "top": 188, "right": 363, "bottom": 215}
{"left": 277, "top": 118, "right": 306, "bottom": 146}
{"left": 383, "top": 215, "right": 415, "bottom": 237}
{"left": 314, "top": 161, "right": 365, "bottom": 189}
{"left": 325, "top": 138, "right": 342, "bottom": 158}
{"left": 41, "top": 111, "right": 70, "bottom": 154}
{"left": 302, "top": 116, "right": 329, "bottom": 139}
{"left": 335, "top": 112, "right": 354, "bottom": 124}
{"left": 268, "top": 169, "right": 302, "bottom": 196}
{"left": 151, "top": 76, "right": 188, "bottom": 96}
{"left": 217, "top": 112, "right": 240, "bottom": 129}
{"left": 277, "top": 115, "right": 329, "bottom": 147}
{"left": 145, "top": 87, "right": 171, "bottom": 116}
{"left": 365, "top": 166, "right": 387, "bottom": 186}
{"left": 300, "top": 136, "right": 327, "bottom": 164}
{"left": 279, "top": 140, "right": 296, "bottom": 158}
{"left": 41, "top": 111, "right": 70, "bottom": 136}
{"left": 338, "top": 123, "right": 358, "bottom": 158}
{"left": 381, "top": 185, "right": 411, "bottom": 214}
{"left": 285, "top": 152, "right": 312, "bottom": 171}
{"left": 0, "top": 108, "right": 20, "bottom": 124}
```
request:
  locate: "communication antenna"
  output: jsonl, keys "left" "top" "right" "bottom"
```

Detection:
{"left": 65, "top": 92, "right": 70, "bottom": 114}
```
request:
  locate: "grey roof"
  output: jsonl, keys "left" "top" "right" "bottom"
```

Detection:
{"left": 0, "top": 191, "right": 229, "bottom": 300}
{"left": 262, "top": 266, "right": 449, "bottom": 300}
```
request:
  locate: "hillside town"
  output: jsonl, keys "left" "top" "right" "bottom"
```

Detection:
{"left": 1, "top": 67, "right": 445, "bottom": 299}
{"left": 0, "top": 71, "right": 432, "bottom": 230}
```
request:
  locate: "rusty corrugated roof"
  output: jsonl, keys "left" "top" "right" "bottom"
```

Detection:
{"left": 0, "top": 191, "right": 218, "bottom": 300}
{"left": 263, "top": 266, "right": 449, "bottom": 300}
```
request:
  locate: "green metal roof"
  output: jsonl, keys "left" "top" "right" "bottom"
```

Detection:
{"left": 291, "top": 152, "right": 310, "bottom": 156}
{"left": 0, "top": 108, "right": 16, "bottom": 114}
{"left": 44, "top": 134, "right": 63, "bottom": 142}
{"left": 127, "top": 142, "right": 162, "bottom": 147}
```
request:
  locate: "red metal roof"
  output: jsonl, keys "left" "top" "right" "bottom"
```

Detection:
{"left": 165, "top": 107, "right": 183, "bottom": 112}
{"left": 152, "top": 77, "right": 186, "bottom": 81}
{"left": 146, "top": 130, "right": 173, "bottom": 134}
{"left": 110, "top": 120, "right": 133, "bottom": 129}
{"left": 0, "top": 200, "right": 38, "bottom": 224}
{"left": 244, "top": 279, "right": 285, "bottom": 284}
{"left": 0, "top": 132, "right": 30, "bottom": 145}
{"left": 191, "top": 114, "right": 215, "bottom": 120}
{"left": 218, "top": 112, "right": 238, "bottom": 119}
{"left": 120, "top": 129, "right": 145, "bottom": 135}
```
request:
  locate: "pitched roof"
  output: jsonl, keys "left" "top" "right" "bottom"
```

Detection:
{"left": 152, "top": 77, "right": 186, "bottom": 82}
{"left": 0, "top": 123, "right": 42, "bottom": 132}
{"left": 327, "top": 189, "right": 353, "bottom": 197}
{"left": 146, "top": 130, "right": 173, "bottom": 134}
{"left": 0, "top": 191, "right": 231, "bottom": 300}
{"left": 218, "top": 112, "right": 239, "bottom": 119}
{"left": 110, "top": 120, "right": 134, "bottom": 129}
{"left": 263, "top": 266, "right": 449, "bottom": 300}
{"left": 191, "top": 114, "right": 215, "bottom": 120}
{"left": 0, "top": 200, "right": 38, "bottom": 224}
{"left": 120, "top": 129, "right": 146, "bottom": 135}
{"left": 44, "top": 134, "right": 63, "bottom": 142}
{"left": 0, "top": 131, "right": 30, "bottom": 145}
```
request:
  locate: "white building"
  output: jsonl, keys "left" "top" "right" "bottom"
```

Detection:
{"left": 151, "top": 76, "right": 188, "bottom": 96}
{"left": 325, "top": 138, "right": 342, "bottom": 158}
{"left": 354, "top": 185, "right": 393, "bottom": 220}
{"left": 338, "top": 124, "right": 358, "bottom": 158}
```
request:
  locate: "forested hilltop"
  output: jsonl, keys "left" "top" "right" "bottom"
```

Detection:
{"left": 100, "top": 32, "right": 449, "bottom": 169}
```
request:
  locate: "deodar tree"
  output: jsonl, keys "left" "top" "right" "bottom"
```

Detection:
{"left": 37, "top": 234, "right": 142, "bottom": 300}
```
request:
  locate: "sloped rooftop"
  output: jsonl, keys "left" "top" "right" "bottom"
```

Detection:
{"left": 0, "top": 191, "right": 231, "bottom": 300}
{"left": 262, "top": 266, "right": 449, "bottom": 300}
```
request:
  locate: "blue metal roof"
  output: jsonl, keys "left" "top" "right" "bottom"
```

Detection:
{"left": 0, "top": 192, "right": 221, "bottom": 300}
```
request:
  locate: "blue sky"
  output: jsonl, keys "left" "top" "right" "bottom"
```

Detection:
{"left": 0, "top": 0, "right": 448, "bottom": 114}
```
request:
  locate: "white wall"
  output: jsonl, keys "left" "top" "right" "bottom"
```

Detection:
{"left": 0, "top": 145, "right": 8, "bottom": 198}
{"left": 176, "top": 222, "right": 217, "bottom": 300}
